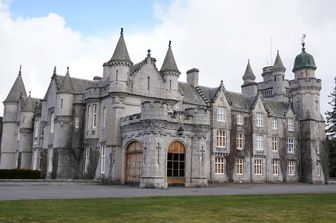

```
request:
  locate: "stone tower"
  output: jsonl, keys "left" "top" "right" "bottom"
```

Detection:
{"left": 18, "top": 92, "right": 35, "bottom": 169}
{"left": 241, "top": 60, "right": 257, "bottom": 95}
{"left": 272, "top": 51, "right": 287, "bottom": 100}
{"left": 104, "top": 28, "right": 133, "bottom": 93}
{"left": 289, "top": 40, "right": 325, "bottom": 183}
{"left": 160, "top": 41, "right": 181, "bottom": 100}
{"left": 53, "top": 67, "right": 76, "bottom": 178}
{"left": 0, "top": 66, "right": 27, "bottom": 169}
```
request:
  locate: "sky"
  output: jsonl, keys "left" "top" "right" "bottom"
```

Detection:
{"left": 0, "top": 0, "right": 335, "bottom": 117}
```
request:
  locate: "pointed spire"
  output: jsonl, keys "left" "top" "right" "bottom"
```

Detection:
{"left": 160, "top": 40, "right": 180, "bottom": 75}
{"left": 51, "top": 66, "right": 57, "bottom": 79}
{"left": 273, "top": 50, "right": 286, "bottom": 72}
{"left": 106, "top": 28, "right": 132, "bottom": 66}
{"left": 58, "top": 66, "right": 74, "bottom": 94}
{"left": 22, "top": 91, "right": 34, "bottom": 112}
{"left": 242, "top": 59, "right": 256, "bottom": 83}
{"left": 4, "top": 67, "right": 27, "bottom": 102}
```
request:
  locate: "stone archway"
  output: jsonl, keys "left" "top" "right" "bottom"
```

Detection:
{"left": 167, "top": 141, "right": 186, "bottom": 186}
{"left": 125, "top": 141, "right": 143, "bottom": 185}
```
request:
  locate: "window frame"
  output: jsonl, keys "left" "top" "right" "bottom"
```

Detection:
{"left": 217, "top": 106, "right": 226, "bottom": 122}
{"left": 214, "top": 157, "right": 225, "bottom": 174}
{"left": 100, "top": 146, "right": 106, "bottom": 174}
{"left": 237, "top": 113, "right": 243, "bottom": 125}
{"left": 216, "top": 130, "right": 227, "bottom": 148}
{"left": 272, "top": 118, "right": 277, "bottom": 130}
{"left": 272, "top": 159, "right": 279, "bottom": 175}
{"left": 287, "top": 138, "right": 295, "bottom": 153}
{"left": 256, "top": 135, "right": 263, "bottom": 150}
{"left": 254, "top": 159, "right": 263, "bottom": 175}
{"left": 256, "top": 112, "right": 263, "bottom": 127}
{"left": 272, "top": 137, "right": 277, "bottom": 152}
{"left": 236, "top": 159, "right": 244, "bottom": 175}
{"left": 288, "top": 118, "right": 294, "bottom": 131}
{"left": 236, "top": 133, "right": 243, "bottom": 150}
{"left": 288, "top": 161, "right": 295, "bottom": 176}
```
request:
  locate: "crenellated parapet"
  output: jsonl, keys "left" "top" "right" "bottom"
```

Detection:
{"left": 289, "top": 77, "right": 322, "bottom": 92}
{"left": 141, "top": 101, "right": 169, "bottom": 120}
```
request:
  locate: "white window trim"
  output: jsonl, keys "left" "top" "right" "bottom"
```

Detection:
{"left": 100, "top": 146, "right": 106, "bottom": 174}
{"left": 256, "top": 135, "right": 263, "bottom": 150}
{"left": 254, "top": 159, "right": 263, "bottom": 175}
{"left": 216, "top": 130, "right": 227, "bottom": 148}
{"left": 272, "top": 137, "right": 277, "bottom": 152}
{"left": 272, "top": 118, "right": 277, "bottom": 130}
{"left": 287, "top": 138, "right": 295, "bottom": 153}
{"left": 236, "top": 133, "right": 243, "bottom": 150}
{"left": 217, "top": 106, "right": 226, "bottom": 122}
{"left": 236, "top": 159, "right": 244, "bottom": 175}
{"left": 50, "top": 113, "right": 55, "bottom": 133}
{"left": 256, "top": 113, "right": 263, "bottom": 127}
{"left": 272, "top": 160, "right": 279, "bottom": 175}
{"left": 237, "top": 113, "right": 243, "bottom": 125}
{"left": 215, "top": 157, "right": 225, "bottom": 174}
{"left": 75, "top": 117, "right": 80, "bottom": 129}
{"left": 288, "top": 161, "right": 295, "bottom": 176}
{"left": 92, "top": 104, "right": 97, "bottom": 129}
{"left": 288, "top": 118, "right": 294, "bottom": 132}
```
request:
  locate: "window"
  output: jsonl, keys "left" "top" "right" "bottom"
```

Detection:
{"left": 272, "top": 118, "right": 277, "bottom": 130}
{"left": 103, "top": 107, "right": 107, "bottom": 128}
{"left": 32, "top": 151, "right": 38, "bottom": 170}
{"left": 236, "top": 159, "right": 244, "bottom": 175}
{"left": 47, "top": 150, "right": 53, "bottom": 172}
{"left": 287, "top": 138, "right": 294, "bottom": 153}
{"left": 147, "top": 76, "right": 150, "bottom": 90}
{"left": 17, "top": 129, "right": 20, "bottom": 140}
{"left": 34, "top": 119, "right": 39, "bottom": 138}
{"left": 217, "top": 107, "right": 226, "bottom": 122}
{"left": 254, "top": 159, "right": 263, "bottom": 175}
{"left": 60, "top": 98, "right": 63, "bottom": 108}
{"left": 38, "top": 151, "right": 43, "bottom": 170}
{"left": 92, "top": 104, "right": 97, "bottom": 128}
{"left": 84, "top": 147, "right": 91, "bottom": 173}
{"left": 116, "top": 70, "right": 118, "bottom": 81}
{"left": 256, "top": 113, "right": 263, "bottom": 127}
{"left": 87, "top": 105, "right": 91, "bottom": 128}
{"left": 272, "top": 137, "right": 277, "bottom": 152}
{"left": 237, "top": 113, "right": 243, "bottom": 125}
{"left": 75, "top": 117, "right": 79, "bottom": 129}
{"left": 288, "top": 161, "right": 295, "bottom": 176}
{"left": 101, "top": 146, "right": 106, "bottom": 174}
{"left": 316, "top": 161, "right": 321, "bottom": 176}
{"left": 167, "top": 153, "right": 185, "bottom": 177}
{"left": 215, "top": 157, "right": 224, "bottom": 174}
{"left": 22, "top": 115, "right": 25, "bottom": 124}
{"left": 288, "top": 118, "right": 294, "bottom": 131}
{"left": 50, "top": 113, "right": 54, "bottom": 133}
{"left": 236, "top": 133, "right": 243, "bottom": 150}
{"left": 256, "top": 135, "right": 263, "bottom": 150}
{"left": 3, "top": 106, "right": 6, "bottom": 116}
{"left": 169, "top": 80, "right": 172, "bottom": 90}
{"left": 272, "top": 160, "right": 279, "bottom": 175}
{"left": 216, "top": 130, "right": 226, "bottom": 147}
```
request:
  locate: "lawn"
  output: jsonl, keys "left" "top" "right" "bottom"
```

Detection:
{"left": 0, "top": 193, "right": 335, "bottom": 222}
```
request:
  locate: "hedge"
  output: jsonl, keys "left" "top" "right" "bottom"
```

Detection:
{"left": 0, "top": 169, "right": 41, "bottom": 179}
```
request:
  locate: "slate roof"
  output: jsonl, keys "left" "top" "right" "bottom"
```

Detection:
{"left": 160, "top": 41, "right": 180, "bottom": 74}
{"left": 178, "top": 82, "right": 206, "bottom": 106}
{"left": 58, "top": 68, "right": 74, "bottom": 94}
{"left": 242, "top": 60, "right": 256, "bottom": 82}
{"left": 22, "top": 96, "right": 40, "bottom": 112}
{"left": 273, "top": 50, "right": 286, "bottom": 72}
{"left": 226, "top": 91, "right": 255, "bottom": 112}
{"left": 262, "top": 99, "right": 289, "bottom": 117}
{"left": 4, "top": 72, "right": 27, "bottom": 103}
{"left": 105, "top": 28, "right": 132, "bottom": 65}
{"left": 55, "top": 75, "right": 95, "bottom": 94}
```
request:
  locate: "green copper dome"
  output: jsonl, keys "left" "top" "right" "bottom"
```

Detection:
{"left": 292, "top": 47, "right": 317, "bottom": 72}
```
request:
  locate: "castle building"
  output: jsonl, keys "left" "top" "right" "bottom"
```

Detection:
{"left": 0, "top": 29, "right": 326, "bottom": 187}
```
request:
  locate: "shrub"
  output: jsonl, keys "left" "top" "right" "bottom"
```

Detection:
{"left": 0, "top": 169, "right": 41, "bottom": 179}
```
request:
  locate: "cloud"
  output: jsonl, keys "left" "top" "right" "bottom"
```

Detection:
{"left": 0, "top": 0, "right": 335, "bottom": 117}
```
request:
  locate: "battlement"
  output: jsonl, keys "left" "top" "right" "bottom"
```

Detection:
{"left": 289, "top": 77, "right": 322, "bottom": 92}
{"left": 141, "top": 101, "right": 168, "bottom": 120}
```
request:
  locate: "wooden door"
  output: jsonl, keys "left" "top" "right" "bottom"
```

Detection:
{"left": 125, "top": 141, "right": 143, "bottom": 185}
{"left": 167, "top": 141, "right": 186, "bottom": 186}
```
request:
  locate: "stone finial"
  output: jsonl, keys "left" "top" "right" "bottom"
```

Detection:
{"left": 169, "top": 40, "right": 171, "bottom": 47}
{"left": 147, "top": 49, "right": 151, "bottom": 57}
{"left": 19, "top": 64, "right": 22, "bottom": 75}
{"left": 121, "top": 28, "right": 124, "bottom": 35}
{"left": 53, "top": 66, "right": 57, "bottom": 75}
{"left": 29, "top": 91, "right": 31, "bottom": 97}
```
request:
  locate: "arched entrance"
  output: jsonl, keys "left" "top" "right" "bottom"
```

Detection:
{"left": 125, "top": 141, "right": 143, "bottom": 185}
{"left": 167, "top": 141, "right": 186, "bottom": 186}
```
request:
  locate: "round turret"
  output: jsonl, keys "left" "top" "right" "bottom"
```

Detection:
{"left": 292, "top": 44, "right": 317, "bottom": 73}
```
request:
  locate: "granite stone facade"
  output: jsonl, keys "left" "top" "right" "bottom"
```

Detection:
{"left": 0, "top": 29, "right": 326, "bottom": 187}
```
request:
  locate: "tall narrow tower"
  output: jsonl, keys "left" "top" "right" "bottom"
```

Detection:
{"left": 241, "top": 60, "right": 258, "bottom": 96}
{"left": 0, "top": 66, "right": 27, "bottom": 169}
{"left": 104, "top": 28, "right": 133, "bottom": 93}
{"left": 289, "top": 37, "right": 325, "bottom": 184}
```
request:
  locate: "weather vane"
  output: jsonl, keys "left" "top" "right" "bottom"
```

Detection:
{"left": 301, "top": 34, "right": 306, "bottom": 50}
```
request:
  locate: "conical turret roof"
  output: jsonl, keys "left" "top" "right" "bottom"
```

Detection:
{"left": 242, "top": 60, "right": 256, "bottom": 82}
{"left": 58, "top": 67, "right": 74, "bottom": 94}
{"left": 273, "top": 50, "right": 286, "bottom": 72}
{"left": 106, "top": 28, "right": 132, "bottom": 65}
{"left": 4, "top": 66, "right": 27, "bottom": 103}
{"left": 160, "top": 41, "right": 180, "bottom": 74}
{"left": 22, "top": 93, "right": 35, "bottom": 112}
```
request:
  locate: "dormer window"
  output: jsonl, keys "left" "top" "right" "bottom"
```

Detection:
{"left": 237, "top": 113, "right": 243, "bottom": 125}
{"left": 288, "top": 118, "right": 294, "bottom": 131}
{"left": 256, "top": 113, "right": 263, "bottom": 127}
